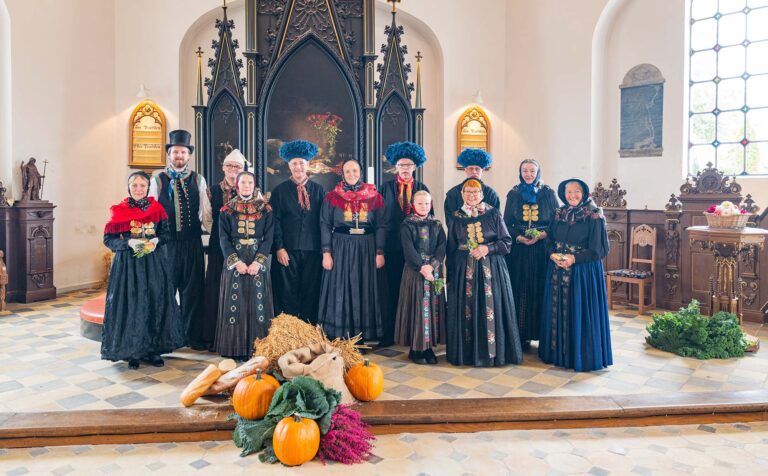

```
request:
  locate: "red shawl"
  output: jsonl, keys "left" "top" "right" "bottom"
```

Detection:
{"left": 104, "top": 197, "right": 168, "bottom": 234}
{"left": 324, "top": 182, "right": 384, "bottom": 213}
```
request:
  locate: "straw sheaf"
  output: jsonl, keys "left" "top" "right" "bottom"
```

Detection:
{"left": 253, "top": 313, "right": 366, "bottom": 371}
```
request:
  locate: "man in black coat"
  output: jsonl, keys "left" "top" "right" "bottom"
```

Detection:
{"left": 149, "top": 129, "right": 212, "bottom": 349}
{"left": 380, "top": 141, "right": 429, "bottom": 346}
{"left": 270, "top": 140, "right": 325, "bottom": 324}
{"left": 444, "top": 148, "right": 500, "bottom": 218}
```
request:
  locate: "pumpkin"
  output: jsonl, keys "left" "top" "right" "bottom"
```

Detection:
{"left": 273, "top": 414, "right": 320, "bottom": 466}
{"left": 344, "top": 358, "right": 384, "bottom": 401}
{"left": 231, "top": 369, "right": 279, "bottom": 420}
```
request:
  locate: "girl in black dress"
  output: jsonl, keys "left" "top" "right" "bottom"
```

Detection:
{"left": 101, "top": 172, "right": 185, "bottom": 369}
{"left": 214, "top": 171, "right": 274, "bottom": 360}
{"left": 394, "top": 191, "right": 446, "bottom": 365}
{"left": 201, "top": 149, "right": 244, "bottom": 351}
{"left": 446, "top": 178, "right": 523, "bottom": 367}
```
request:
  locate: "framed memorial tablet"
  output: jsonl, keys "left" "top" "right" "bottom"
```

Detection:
{"left": 456, "top": 106, "right": 490, "bottom": 168}
{"left": 129, "top": 100, "right": 167, "bottom": 168}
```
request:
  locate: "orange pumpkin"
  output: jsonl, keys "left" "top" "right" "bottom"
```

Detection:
{"left": 272, "top": 414, "right": 320, "bottom": 466}
{"left": 231, "top": 369, "right": 279, "bottom": 420}
{"left": 344, "top": 358, "right": 384, "bottom": 401}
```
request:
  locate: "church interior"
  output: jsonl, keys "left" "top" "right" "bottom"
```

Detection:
{"left": 2, "top": 0, "right": 768, "bottom": 474}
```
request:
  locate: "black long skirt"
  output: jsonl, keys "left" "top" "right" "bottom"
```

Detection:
{"left": 394, "top": 265, "right": 446, "bottom": 351}
{"left": 318, "top": 233, "right": 385, "bottom": 341}
{"left": 506, "top": 240, "right": 549, "bottom": 342}
{"left": 446, "top": 252, "right": 523, "bottom": 367}
{"left": 200, "top": 247, "right": 224, "bottom": 350}
{"left": 101, "top": 249, "right": 185, "bottom": 362}
{"left": 214, "top": 247, "right": 274, "bottom": 359}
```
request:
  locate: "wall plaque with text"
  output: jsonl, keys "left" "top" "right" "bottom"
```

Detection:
{"left": 129, "top": 100, "right": 167, "bottom": 168}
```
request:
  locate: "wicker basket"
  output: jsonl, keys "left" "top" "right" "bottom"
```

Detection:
{"left": 704, "top": 212, "right": 749, "bottom": 229}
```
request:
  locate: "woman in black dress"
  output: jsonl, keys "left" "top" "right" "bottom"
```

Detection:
{"left": 201, "top": 149, "right": 244, "bottom": 351}
{"left": 101, "top": 172, "right": 185, "bottom": 369}
{"left": 214, "top": 171, "right": 274, "bottom": 360}
{"left": 394, "top": 191, "right": 446, "bottom": 365}
{"left": 446, "top": 178, "right": 522, "bottom": 367}
{"left": 317, "top": 159, "right": 387, "bottom": 341}
{"left": 539, "top": 178, "right": 612, "bottom": 372}
{"left": 503, "top": 159, "right": 559, "bottom": 350}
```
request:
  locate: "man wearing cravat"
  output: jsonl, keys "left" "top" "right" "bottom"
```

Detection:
{"left": 149, "top": 129, "right": 212, "bottom": 349}
{"left": 270, "top": 140, "right": 325, "bottom": 324}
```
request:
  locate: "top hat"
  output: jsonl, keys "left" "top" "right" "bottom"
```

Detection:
{"left": 166, "top": 130, "right": 195, "bottom": 154}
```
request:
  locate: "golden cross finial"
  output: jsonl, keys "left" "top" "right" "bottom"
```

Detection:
{"left": 387, "top": 0, "right": 401, "bottom": 13}
{"left": 416, "top": 51, "right": 423, "bottom": 62}
{"left": 195, "top": 46, "right": 203, "bottom": 58}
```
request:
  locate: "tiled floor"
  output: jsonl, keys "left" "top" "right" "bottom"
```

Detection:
{"left": 1, "top": 422, "right": 767, "bottom": 475}
{"left": 0, "top": 290, "right": 767, "bottom": 413}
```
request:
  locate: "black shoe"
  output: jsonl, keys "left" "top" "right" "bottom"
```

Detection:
{"left": 409, "top": 350, "right": 428, "bottom": 365}
{"left": 147, "top": 355, "right": 164, "bottom": 367}
{"left": 128, "top": 359, "right": 140, "bottom": 370}
{"left": 424, "top": 348, "right": 438, "bottom": 365}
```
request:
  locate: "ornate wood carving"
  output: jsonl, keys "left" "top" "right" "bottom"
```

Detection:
{"left": 680, "top": 162, "right": 742, "bottom": 196}
{"left": 592, "top": 179, "right": 627, "bottom": 209}
{"left": 276, "top": 0, "right": 346, "bottom": 60}
{"left": 375, "top": 11, "right": 413, "bottom": 103}
{"left": 205, "top": 8, "right": 246, "bottom": 100}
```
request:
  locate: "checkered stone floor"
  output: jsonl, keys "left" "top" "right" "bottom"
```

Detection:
{"left": 1, "top": 422, "right": 767, "bottom": 475}
{"left": 0, "top": 290, "right": 767, "bottom": 412}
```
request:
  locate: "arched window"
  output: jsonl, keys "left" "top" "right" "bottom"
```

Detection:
{"left": 688, "top": 0, "right": 768, "bottom": 175}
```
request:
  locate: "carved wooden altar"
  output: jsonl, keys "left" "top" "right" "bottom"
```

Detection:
{"left": 599, "top": 164, "right": 767, "bottom": 323}
{"left": 193, "top": 0, "right": 425, "bottom": 192}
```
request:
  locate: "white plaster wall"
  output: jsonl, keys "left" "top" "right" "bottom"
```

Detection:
{"left": 596, "top": 0, "right": 768, "bottom": 211}
{"left": 6, "top": 0, "right": 118, "bottom": 290}
{"left": 0, "top": 0, "right": 11, "bottom": 188}
{"left": 504, "top": 0, "right": 609, "bottom": 199}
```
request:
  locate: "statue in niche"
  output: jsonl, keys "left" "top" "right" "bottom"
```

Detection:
{"left": 20, "top": 158, "right": 45, "bottom": 201}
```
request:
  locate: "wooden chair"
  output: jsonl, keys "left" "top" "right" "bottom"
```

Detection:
{"left": 606, "top": 224, "right": 656, "bottom": 315}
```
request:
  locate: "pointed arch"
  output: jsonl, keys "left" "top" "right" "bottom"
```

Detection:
{"left": 259, "top": 33, "right": 364, "bottom": 191}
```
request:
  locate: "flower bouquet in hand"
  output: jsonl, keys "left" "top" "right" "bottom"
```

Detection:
{"left": 133, "top": 239, "right": 156, "bottom": 258}
{"left": 524, "top": 228, "right": 541, "bottom": 240}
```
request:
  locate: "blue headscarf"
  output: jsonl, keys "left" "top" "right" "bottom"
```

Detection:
{"left": 519, "top": 159, "right": 541, "bottom": 205}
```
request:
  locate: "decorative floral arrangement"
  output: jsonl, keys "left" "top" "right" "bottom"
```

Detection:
{"left": 433, "top": 277, "right": 445, "bottom": 295}
{"left": 524, "top": 228, "right": 541, "bottom": 240}
{"left": 307, "top": 113, "right": 343, "bottom": 156}
{"left": 705, "top": 201, "right": 748, "bottom": 216}
{"left": 132, "top": 240, "right": 156, "bottom": 258}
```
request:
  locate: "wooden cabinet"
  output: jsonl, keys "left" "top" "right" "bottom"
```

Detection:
{"left": 0, "top": 201, "right": 56, "bottom": 303}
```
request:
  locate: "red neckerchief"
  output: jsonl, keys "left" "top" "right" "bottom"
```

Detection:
{"left": 325, "top": 181, "right": 384, "bottom": 213}
{"left": 397, "top": 176, "right": 414, "bottom": 215}
{"left": 104, "top": 197, "right": 167, "bottom": 234}
{"left": 290, "top": 176, "right": 311, "bottom": 211}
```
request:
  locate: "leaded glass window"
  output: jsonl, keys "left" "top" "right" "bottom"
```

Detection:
{"left": 688, "top": 0, "right": 768, "bottom": 175}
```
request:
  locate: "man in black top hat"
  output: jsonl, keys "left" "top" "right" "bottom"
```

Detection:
{"left": 149, "top": 129, "right": 212, "bottom": 349}
{"left": 270, "top": 140, "right": 325, "bottom": 324}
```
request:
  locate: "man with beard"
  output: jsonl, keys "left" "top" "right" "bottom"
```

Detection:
{"left": 270, "top": 140, "right": 325, "bottom": 324}
{"left": 149, "top": 129, "right": 212, "bottom": 349}
{"left": 380, "top": 141, "right": 430, "bottom": 346}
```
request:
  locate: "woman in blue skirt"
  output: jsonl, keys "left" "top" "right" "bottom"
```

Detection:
{"left": 539, "top": 178, "right": 612, "bottom": 371}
